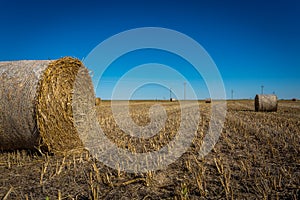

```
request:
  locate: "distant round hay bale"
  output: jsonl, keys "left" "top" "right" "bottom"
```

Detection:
{"left": 254, "top": 94, "right": 278, "bottom": 112}
{"left": 0, "top": 57, "right": 96, "bottom": 152}
{"left": 292, "top": 98, "right": 297, "bottom": 102}
{"left": 205, "top": 98, "right": 211, "bottom": 103}
{"left": 95, "top": 97, "right": 101, "bottom": 106}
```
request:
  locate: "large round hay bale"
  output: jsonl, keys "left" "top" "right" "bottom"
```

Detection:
{"left": 254, "top": 94, "right": 278, "bottom": 112}
{"left": 0, "top": 57, "right": 96, "bottom": 152}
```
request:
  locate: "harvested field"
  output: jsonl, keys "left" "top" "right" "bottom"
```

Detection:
{"left": 0, "top": 100, "right": 299, "bottom": 199}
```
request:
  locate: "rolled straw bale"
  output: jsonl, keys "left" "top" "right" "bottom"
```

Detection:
{"left": 0, "top": 57, "right": 96, "bottom": 152}
{"left": 205, "top": 98, "right": 212, "bottom": 103}
{"left": 254, "top": 94, "right": 278, "bottom": 112}
{"left": 95, "top": 97, "right": 101, "bottom": 106}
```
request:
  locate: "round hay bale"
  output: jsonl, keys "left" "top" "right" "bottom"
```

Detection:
{"left": 205, "top": 98, "right": 211, "bottom": 103}
{"left": 254, "top": 94, "right": 278, "bottom": 112}
{"left": 292, "top": 98, "right": 297, "bottom": 102}
{"left": 170, "top": 98, "right": 176, "bottom": 102}
{"left": 95, "top": 97, "right": 101, "bottom": 106}
{"left": 0, "top": 57, "right": 96, "bottom": 152}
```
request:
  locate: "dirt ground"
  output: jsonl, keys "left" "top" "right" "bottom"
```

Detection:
{"left": 0, "top": 100, "right": 299, "bottom": 199}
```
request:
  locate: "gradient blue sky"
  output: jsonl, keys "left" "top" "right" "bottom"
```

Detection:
{"left": 0, "top": 0, "right": 299, "bottom": 99}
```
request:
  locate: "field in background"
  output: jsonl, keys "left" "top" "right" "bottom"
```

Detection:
{"left": 0, "top": 100, "right": 299, "bottom": 199}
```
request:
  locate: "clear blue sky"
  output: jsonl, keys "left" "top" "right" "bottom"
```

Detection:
{"left": 0, "top": 0, "right": 299, "bottom": 99}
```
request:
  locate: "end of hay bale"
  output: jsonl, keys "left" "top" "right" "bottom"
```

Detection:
{"left": 36, "top": 57, "right": 95, "bottom": 152}
{"left": 95, "top": 97, "right": 101, "bottom": 106}
{"left": 254, "top": 94, "right": 278, "bottom": 112}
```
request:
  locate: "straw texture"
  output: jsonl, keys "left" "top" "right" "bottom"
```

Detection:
{"left": 0, "top": 57, "right": 95, "bottom": 152}
{"left": 255, "top": 94, "right": 278, "bottom": 112}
